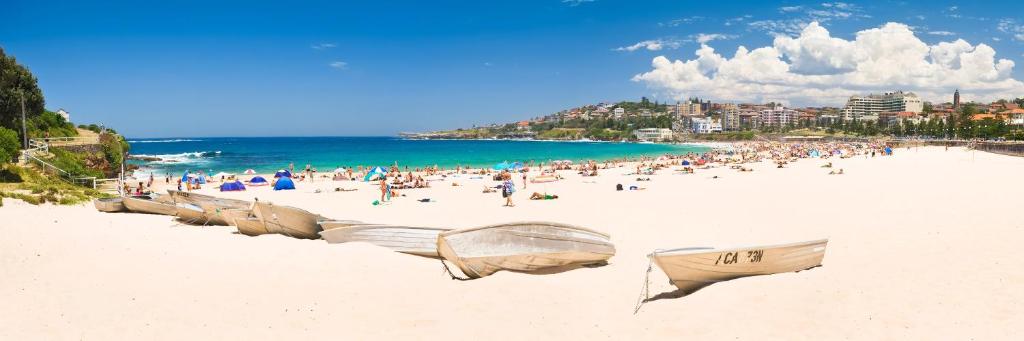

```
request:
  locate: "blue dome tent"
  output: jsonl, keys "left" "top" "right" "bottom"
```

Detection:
{"left": 220, "top": 180, "right": 246, "bottom": 192}
{"left": 274, "top": 176, "right": 295, "bottom": 190}
{"left": 274, "top": 169, "right": 292, "bottom": 178}
{"left": 248, "top": 176, "right": 269, "bottom": 186}
{"left": 363, "top": 166, "right": 387, "bottom": 182}
{"left": 181, "top": 170, "right": 191, "bottom": 183}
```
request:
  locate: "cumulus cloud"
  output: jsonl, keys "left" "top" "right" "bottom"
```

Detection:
{"left": 997, "top": 19, "right": 1024, "bottom": 41}
{"left": 614, "top": 39, "right": 680, "bottom": 52}
{"left": 632, "top": 21, "right": 1023, "bottom": 106}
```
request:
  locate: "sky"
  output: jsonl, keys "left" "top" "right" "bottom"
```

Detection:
{"left": 2, "top": 0, "right": 1023, "bottom": 137}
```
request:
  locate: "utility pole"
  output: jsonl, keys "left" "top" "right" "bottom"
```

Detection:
{"left": 19, "top": 90, "right": 28, "bottom": 149}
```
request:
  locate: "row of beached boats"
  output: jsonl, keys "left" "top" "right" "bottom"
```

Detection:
{"left": 94, "top": 192, "right": 828, "bottom": 296}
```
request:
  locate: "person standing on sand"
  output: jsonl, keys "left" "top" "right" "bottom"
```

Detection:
{"left": 502, "top": 173, "right": 516, "bottom": 207}
{"left": 522, "top": 172, "right": 527, "bottom": 189}
{"left": 379, "top": 177, "right": 388, "bottom": 202}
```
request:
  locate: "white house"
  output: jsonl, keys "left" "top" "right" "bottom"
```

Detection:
{"left": 56, "top": 108, "right": 70, "bottom": 122}
{"left": 613, "top": 107, "right": 625, "bottom": 119}
{"left": 634, "top": 128, "right": 673, "bottom": 141}
{"left": 690, "top": 117, "right": 723, "bottom": 134}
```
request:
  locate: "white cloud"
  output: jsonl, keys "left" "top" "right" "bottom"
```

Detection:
{"left": 614, "top": 39, "right": 681, "bottom": 52}
{"left": 997, "top": 19, "right": 1024, "bottom": 41}
{"left": 311, "top": 43, "right": 336, "bottom": 50}
{"left": 632, "top": 21, "right": 1023, "bottom": 106}
{"left": 927, "top": 31, "right": 956, "bottom": 36}
{"left": 660, "top": 16, "right": 703, "bottom": 27}
{"left": 329, "top": 61, "right": 348, "bottom": 69}
{"left": 483, "top": 62, "right": 494, "bottom": 67}
{"left": 750, "top": 2, "right": 868, "bottom": 36}
{"left": 779, "top": 6, "right": 802, "bottom": 12}
{"left": 562, "top": 0, "right": 594, "bottom": 7}
{"left": 724, "top": 15, "right": 751, "bottom": 27}
{"left": 693, "top": 33, "right": 738, "bottom": 44}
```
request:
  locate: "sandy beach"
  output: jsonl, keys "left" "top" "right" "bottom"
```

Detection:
{"left": 2, "top": 146, "right": 1023, "bottom": 340}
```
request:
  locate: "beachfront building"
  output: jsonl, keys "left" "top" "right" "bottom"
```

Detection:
{"left": 677, "top": 102, "right": 702, "bottom": 119}
{"left": 56, "top": 108, "right": 70, "bottom": 122}
{"left": 719, "top": 104, "right": 740, "bottom": 131}
{"left": 841, "top": 91, "right": 923, "bottom": 122}
{"left": 634, "top": 128, "right": 673, "bottom": 141}
{"left": 690, "top": 117, "right": 722, "bottom": 134}
{"left": 759, "top": 105, "right": 798, "bottom": 127}
{"left": 1006, "top": 109, "right": 1024, "bottom": 126}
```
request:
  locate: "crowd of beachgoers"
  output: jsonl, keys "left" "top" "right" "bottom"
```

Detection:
{"left": 124, "top": 141, "right": 898, "bottom": 207}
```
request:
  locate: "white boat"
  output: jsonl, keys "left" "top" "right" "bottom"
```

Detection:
{"left": 437, "top": 221, "right": 615, "bottom": 278}
{"left": 252, "top": 201, "right": 325, "bottom": 239}
{"left": 93, "top": 197, "right": 126, "bottom": 212}
{"left": 649, "top": 239, "right": 828, "bottom": 295}
{"left": 319, "top": 223, "right": 447, "bottom": 258}
{"left": 122, "top": 194, "right": 176, "bottom": 215}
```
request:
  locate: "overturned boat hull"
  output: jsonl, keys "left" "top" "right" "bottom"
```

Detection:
{"left": 319, "top": 223, "right": 446, "bottom": 258}
{"left": 93, "top": 197, "right": 126, "bottom": 212}
{"left": 651, "top": 239, "right": 828, "bottom": 294}
{"left": 168, "top": 190, "right": 251, "bottom": 226}
{"left": 252, "top": 201, "right": 324, "bottom": 239}
{"left": 437, "top": 221, "right": 615, "bottom": 278}
{"left": 122, "top": 194, "right": 176, "bottom": 215}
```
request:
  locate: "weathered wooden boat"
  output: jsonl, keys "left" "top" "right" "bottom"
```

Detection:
{"left": 252, "top": 201, "right": 325, "bottom": 239}
{"left": 122, "top": 194, "right": 176, "bottom": 215}
{"left": 437, "top": 221, "right": 615, "bottom": 278}
{"left": 174, "top": 202, "right": 207, "bottom": 224}
{"left": 319, "top": 223, "right": 446, "bottom": 258}
{"left": 649, "top": 239, "right": 828, "bottom": 294}
{"left": 234, "top": 216, "right": 270, "bottom": 236}
{"left": 168, "top": 190, "right": 251, "bottom": 225}
{"left": 93, "top": 197, "right": 126, "bottom": 212}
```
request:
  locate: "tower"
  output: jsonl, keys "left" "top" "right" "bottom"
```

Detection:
{"left": 953, "top": 89, "right": 960, "bottom": 109}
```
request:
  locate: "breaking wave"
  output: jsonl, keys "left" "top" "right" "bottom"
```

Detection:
{"left": 128, "top": 139, "right": 204, "bottom": 143}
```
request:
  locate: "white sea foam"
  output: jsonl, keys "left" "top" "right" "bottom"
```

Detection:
{"left": 132, "top": 151, "right": 221, "bottom": 164}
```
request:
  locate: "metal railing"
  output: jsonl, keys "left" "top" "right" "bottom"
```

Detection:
{"left": 18, "top": 138, "right": 116, "bottom": 190}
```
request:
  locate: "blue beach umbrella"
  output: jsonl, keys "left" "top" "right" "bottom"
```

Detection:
{"left": 493, "top": 162, "right": 511, "bottom": 171}
{"left": 363, "top": 166, "right": 387, "bottom": 182}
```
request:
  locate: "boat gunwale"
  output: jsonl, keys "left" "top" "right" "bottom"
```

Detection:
{"left": 650, "top": 238, "right": 828, "bottom": 258}
{"left": 437, "top": 221, "right": 610, "bottom": 239}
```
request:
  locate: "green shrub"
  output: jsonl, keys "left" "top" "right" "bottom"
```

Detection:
{"left": 0, "top": 127, "right": 19, "bottom": 164}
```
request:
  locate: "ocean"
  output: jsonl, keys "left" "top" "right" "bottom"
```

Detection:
{"left": 126, "top": 137, "right": 710, "bottom": 175}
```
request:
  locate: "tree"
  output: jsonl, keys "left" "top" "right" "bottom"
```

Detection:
{"left": 0, "top": 48, "right": 46, "bottom": 142}
{"left": 0, "top": 126, "right": 19, "bottom": 163}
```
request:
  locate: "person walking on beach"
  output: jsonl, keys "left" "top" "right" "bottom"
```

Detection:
{"left": 502, "top": 173, "right": 516, "bottom": 207}
{"left": 379, "top": 177, "right": 389, "bottom": 202}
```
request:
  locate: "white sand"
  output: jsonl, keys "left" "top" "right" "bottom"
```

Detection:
{"left": 2, "top": 146, "right": 1022, "bottom": 340}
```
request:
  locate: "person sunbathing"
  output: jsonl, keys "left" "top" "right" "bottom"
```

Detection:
{"left": 530, "top": 192, "right": 558, "bottom": 200}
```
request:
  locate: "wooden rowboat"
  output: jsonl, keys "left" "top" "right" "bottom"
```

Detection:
{"left": 649, "top": 239, "right": 828, "bottom": 295}
{"left": 235, "top": 216, "right": 270, "bottom": 236}
{"left": 93, "top": 197, "right": 126, "bottom": 212}
{"left": 122, "top": 194, "right": 176, "bottom": 215}
{"left": 168, "top": 190, "right": 251, "bottom": 226}
{"left": 437, "top": 221, "right": 615, "bottom": 278}
{"left": 319, "top": 223, "right": 446, "bottom": 258}
{"left": 252, "top": 201, "right": 325, "bottom": 239}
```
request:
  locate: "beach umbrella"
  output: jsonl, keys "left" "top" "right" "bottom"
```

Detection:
{"left": 363, "top": 166, "right": 387, "bottom": 182}
{"left": 333, "top": 167, "right": 347, "bottom": 173}
{"left": 212, "top": 172, "right": 234, "bottom": 178}
{"left": 219, "top": 180, "right": 246, "bottom": 192}
{"left": 493, "top": 162, "right": 511, "bottom": 171}
{"left": 181, "top": 171, "right": 191, "bottom": 182}
{"left": 274, "top": 177, "right": 296, "bottom": 190}
{"left": 244, "top": 169, "right": 256, "bottom": 174}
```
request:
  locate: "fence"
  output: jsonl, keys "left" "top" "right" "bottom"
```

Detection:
{"left": 19, "top": 138, "right": 121, "bottom": 191}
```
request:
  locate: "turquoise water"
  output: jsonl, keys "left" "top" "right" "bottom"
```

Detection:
{"left": 127, "top": 137, "right": 709, "bottom": 175}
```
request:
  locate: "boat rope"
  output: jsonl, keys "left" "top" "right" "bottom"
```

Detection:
{"left": 439, "top": 260, "right": 472, "bottom": 281}
{"left": 633, "top": 256, "right": 654, "bottom": 314}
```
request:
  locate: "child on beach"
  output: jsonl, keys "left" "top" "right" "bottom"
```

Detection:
{"left": 502, "top": 173, "right": 515, "bottom": 207}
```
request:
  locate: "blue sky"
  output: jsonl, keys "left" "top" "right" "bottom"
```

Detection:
{"left": 2, "top": 0, "right": 1023, "bottom": 137}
